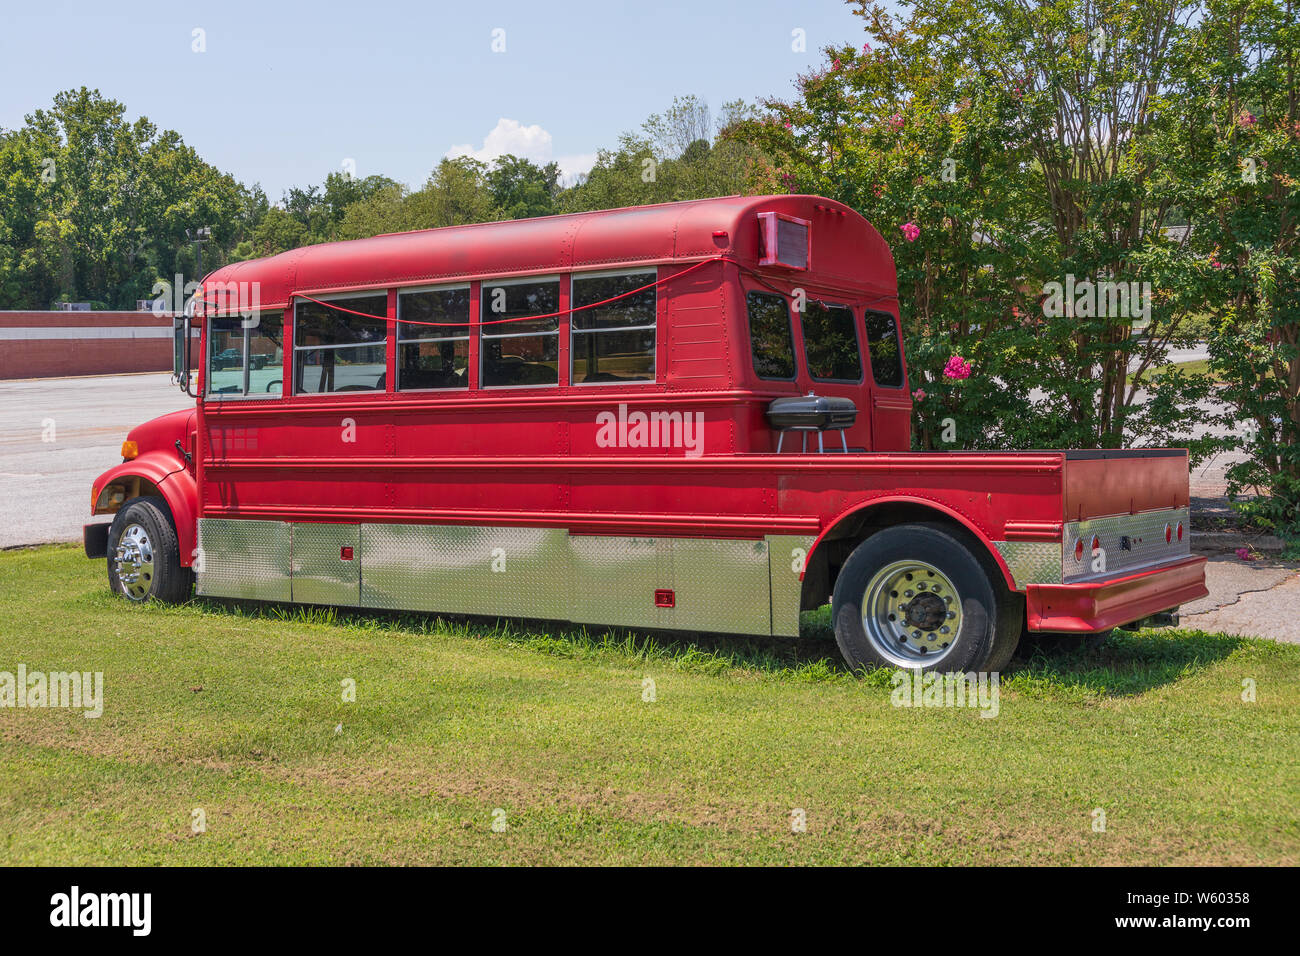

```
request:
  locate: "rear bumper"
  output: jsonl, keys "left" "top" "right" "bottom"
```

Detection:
{"left": 1025, "top": 555, "right": 1208, "bottom": 633}
{"left": 84, "top": 522, "right": 110, "bottom": 559}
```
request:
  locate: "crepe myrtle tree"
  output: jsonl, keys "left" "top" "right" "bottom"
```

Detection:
{"left": 1180, "top": 0, "right": 1300, "bottom": 535}
{"left": 732, "top": 0, "right": 1220, "bottom": 455}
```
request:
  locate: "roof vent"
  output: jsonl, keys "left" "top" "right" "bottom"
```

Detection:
{"left": 757, "top": 212, "right": 811, "bottom": 270}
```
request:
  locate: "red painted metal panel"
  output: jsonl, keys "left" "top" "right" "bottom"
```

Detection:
{"left": 1063, "top": 454, "right": 1190, "bottom": 520}
{"left": 1026, "top": 556, "right": 1208, "bottom": 632}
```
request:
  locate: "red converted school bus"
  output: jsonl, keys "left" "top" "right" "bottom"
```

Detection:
{"left": 85, "top": 195, "right": 1208, "bottom": 673}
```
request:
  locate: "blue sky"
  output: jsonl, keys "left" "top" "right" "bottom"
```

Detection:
{"left": 0, "top": 0, "right": 866, "bottom": 198}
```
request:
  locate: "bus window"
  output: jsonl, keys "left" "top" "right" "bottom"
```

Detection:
{"left": 571, "top": 271, "right": 655, "bottom": 384}
{"left": 481, "top": 278, "right": 560, "bottom": 387}
{"left": 398, "top": 286, "right": 470, "bottom": 390}
{"left": 864, "top": 309, "right": 904, "bottom": 387}
{"left": 293, "top": 294, "right": 388, "bottom": 394}
{"left": 207, "top": 311, "right": 284, "bottom": 397}
{"left": 746, "top": 291, "right": 795, "bottom": 381}
{"left": 207, "top": 317, "right": 245, "bottom": 396}
{"left": 800, "top": 301, "right": 862, "bottom": 382}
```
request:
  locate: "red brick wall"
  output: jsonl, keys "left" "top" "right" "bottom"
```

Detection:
{"left": 0, "top": 312, "right": 200, "bottom": 379}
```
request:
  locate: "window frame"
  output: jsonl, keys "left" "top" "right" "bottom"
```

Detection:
{"left": 291, "top": 289, "right": 390, "bottom": 396}
{"left": 204, "top": 309, "right": 286, "bottom": 401}
{"left": 862, "top": 306, "right": 907, "bottom": 389}
{"left": 797, "top": 298, "right": 864, "bottom": 385}
{"left": 396, "top": 282, "right": 471, "bottom": 392}
{"left": 569, "top": 267, "right": 658, "bottom": 387}
{"left": 479, "top": 274, "right": 563, "bottom": 390}
{"left": 744, "top": 289, "right": 798, "bottom": 383}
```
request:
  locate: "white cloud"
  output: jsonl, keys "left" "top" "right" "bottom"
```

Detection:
{"left": 446, "top": 119, "right": 597, "bottom": 183}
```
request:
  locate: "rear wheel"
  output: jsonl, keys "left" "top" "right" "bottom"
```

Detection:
{"left": 831, "top": 524, "right": 1021, "bottom": 673}
{"left": 106, "top": 496, "right": 190, "bottom": 604}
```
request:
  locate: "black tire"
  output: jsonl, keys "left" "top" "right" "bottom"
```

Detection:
{"left": 106, "top": 496, "right": 191, "bottom": 604}
{"left": 831, "top": 523, "right": 1022, "bottom": 673}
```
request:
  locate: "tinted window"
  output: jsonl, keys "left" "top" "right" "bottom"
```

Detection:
{"left": 572, "top": 271, "right": 656, "bottom": 383}
{"left": 398, "top": 286, "right": 470, "bottom": 390}
{"left": 864, "top": 309, "right": 904, "bottom": 387}
{"left": 207, "top": 311, "right": 284, "bottom": 397}
{"left": 481, "top": 279, "right": 560, "bottom": 387}
{"left": 294, "top": 293, "right": 388, "bottom": 394}
{"left": 746, "top": 292, "right": 795, "bottom": 380}
{"left": 801, "top": 301, "right": 861, "bottom": 381}
{"left": 207, "top": 317, "right": 244, "bottom": 396}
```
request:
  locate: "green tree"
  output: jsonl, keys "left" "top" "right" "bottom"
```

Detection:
{"left": 487, "top": 154, "right": 559, "bottom": 219}
{"left": 1182, "top": 0, "right": 1300, "bottom": 534}
{"left": 733, "top": 0, "right": 1218, "bottom": 455}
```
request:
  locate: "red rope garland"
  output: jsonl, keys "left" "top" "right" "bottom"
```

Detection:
{"left": 198, "top": 256, "right": 730, "bottom": 327}
{"left": 194, "top": 255, "right": 899, "bottom": 324}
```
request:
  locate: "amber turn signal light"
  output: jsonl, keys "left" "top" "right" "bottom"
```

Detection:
{"left": 121, "top": 440, "right": 139, "bottom": 460}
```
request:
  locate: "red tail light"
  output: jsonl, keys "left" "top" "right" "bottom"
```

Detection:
{"left": 1177, "top": 522, "right": 1184, "bottom": 542}
{"left": 1165, "top": 523, "right": 1173, "bottom": 544}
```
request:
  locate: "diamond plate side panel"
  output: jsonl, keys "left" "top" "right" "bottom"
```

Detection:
{"left": 360, "top": 524, "right": 443, "bottom": 612}
{"left": 767, "top": 534, "right": 815, "bottom": 637}
{"left": 672, "top": 538, "right": 772, "bottom": 635}
{"left": 570, "top": 535, "right": 672, "bottom": 630}
{"left": 291, "top": 523, "right": 361, "bottom": 606}
{"left": 994, "top": 540, "right": 1063, "bottom": 589}
{"left": 196, "top": 518, "right": 292, "bottom": 602}
{"left": 1063, "top": 507, "right": 1191, "bottom": 583}
{"left": 359, "top": 524, "right": 571, "bottom": 619}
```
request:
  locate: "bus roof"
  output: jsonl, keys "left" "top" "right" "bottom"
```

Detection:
{"left": 203, "top": 194, "right": 897, "bottom": 309}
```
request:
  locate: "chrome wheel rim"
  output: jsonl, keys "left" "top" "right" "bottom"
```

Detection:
{"left": 862, "top": 560, "right": 963, "bottom": 667}
{"left": 114, "top": 523, "right": 155, "bottom": 600}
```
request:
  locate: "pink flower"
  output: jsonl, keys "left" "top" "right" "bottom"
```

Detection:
{"left": 1235, "top": 547, "right": 1256, "bottom": 561}
{"left": 1210, "top": 257, "right": 1225, "bottom": 270}
{"left": 912, "top": 388, "right": 926, "bottom": 401}
{"left": 889, "top": 113, "right": 904, "bottom": 128}
{"left": 900, "top": 222, "right": 920, "bottom": 242}
{"left": 863, "top": 42, "right": 872, "bottom": 52}
{"left": 832, "top": 58, "right": 842, "bottom": 70}
{"left": 943, "top": 355, "right": 972, "bottom": 380}
{"left": 873, "top": 184, "right": 885, "bottom": 198}
{"left": 1239, "top": 111, "right": 1257, "bottom": 127}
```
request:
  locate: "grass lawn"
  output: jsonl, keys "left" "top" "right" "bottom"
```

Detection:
{"left": 1, "top": 544, "right": 1297, "bottom": 865}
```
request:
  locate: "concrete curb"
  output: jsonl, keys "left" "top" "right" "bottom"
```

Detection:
{"left": 1191, "top": 531, "right": 1286, "bottom": 552}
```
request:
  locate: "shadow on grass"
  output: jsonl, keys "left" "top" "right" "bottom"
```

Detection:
{"left": 1005, "top": 629, "right": 1249, "bottom": 698}
{"left": 174, "top": 595, "right": 1258, "bottom": 697}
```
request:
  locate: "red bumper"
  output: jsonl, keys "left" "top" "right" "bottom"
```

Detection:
{"left": 1025, "top": 556, "right": 1208, "bottom": 633}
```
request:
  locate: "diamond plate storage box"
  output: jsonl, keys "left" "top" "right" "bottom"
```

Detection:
{"left": 196, "top": 518, "right": 292, "bottom": 602}
{"left": 291, "top": 522, "right": 361, "bottom": 606}
{"left": 360, "top": 524, "right": 571, "bottom": 620}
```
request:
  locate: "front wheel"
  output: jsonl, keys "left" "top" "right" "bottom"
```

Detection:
{"left": 831, "top": 524, "right": 1021, "bottom": 673}
{"left": 106, "top": 496, "right": 191, "bottom": 604}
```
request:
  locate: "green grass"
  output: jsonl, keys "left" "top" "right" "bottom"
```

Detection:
{"left": 1, "top": 544, "right": 1297, "bottom": 865}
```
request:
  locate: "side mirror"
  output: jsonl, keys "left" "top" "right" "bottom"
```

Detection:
{"left": 172, "top": 314, "right": 187, "bottom": 381}
{"left": 173, "top": 310, "right": 196, "bottom": 397}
